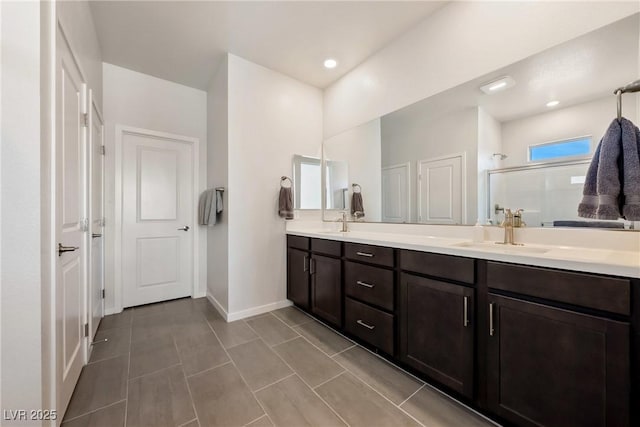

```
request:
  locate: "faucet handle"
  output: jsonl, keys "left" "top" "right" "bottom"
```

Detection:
{"left": 514, "top": 209, "right": 525, "bottom": 227}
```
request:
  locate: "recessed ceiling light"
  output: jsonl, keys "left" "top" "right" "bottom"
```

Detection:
{"left": 324, "top": 59, "right": 337, "bottom": 69}
{"left": 480, "top": 76, "right": 515, "bottom": 94}
{"left": 546, "top": 100, "right": 560, "bottom": 107}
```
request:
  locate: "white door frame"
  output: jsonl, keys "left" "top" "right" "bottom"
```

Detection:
{"left": 417, "top": 152, "right": 467, "bottom": 224}
{"left": 87, "top": 89, "right": 104, "bottom": 350}
{"left": 381, "top": 162, "right": 411, "bottom": 222}
{"left": 114, "top": 125, "right": 200, "bottom": 313}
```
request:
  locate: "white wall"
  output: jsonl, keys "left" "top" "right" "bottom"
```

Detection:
{"left": 225, "top": 54, "right": 323, "bottom": 317}
{"left": 324, "top": 1, "right": 639, "bottom": 138}
{"left": 323, "top": 119, "right": 382, "bottom": 221}
{"left": 1, "top": 2, "right": 45, "bottom": 420}
{"left": 381, "top": 107, "right": 478, "bottom": 223}
{"left": 501, "top": 95, "right": 638, "bottom": 168}
{"left": 102, "top": 63, "right": 207, "bottom": 312}
{"left": 206, "top": 57, "right": 230, "bottom": 312}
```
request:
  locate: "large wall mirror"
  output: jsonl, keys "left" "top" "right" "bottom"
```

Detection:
{"left": 323, "top": 14, "right": 640, "bottom": 229}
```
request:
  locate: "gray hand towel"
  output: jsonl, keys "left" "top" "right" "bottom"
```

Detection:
{"left": 578, "top": 119, "right": 621, "bottom": 219}
{"left": 216, "top": 189, "right": 224, "bottom": 214}
{"left": 351, "top": 192, "right": 364, "bottom": 217}
{"left": 198, "top": 189, "right": 215, "bottom": 226}
{"left": 279, "top": 187, "right": 294, "bottom": 220}
{"left": 621, "top": 119, "right": 640, "bottom": 220}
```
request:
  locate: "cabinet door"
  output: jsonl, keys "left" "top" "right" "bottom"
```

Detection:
{"left": 399, "top": 274, "right": 474, "bottom": 398}
{"left": 287, "top": 248, "right": 309, "bottom": 309}
{"left": 487, "top": 294, "right": 629, "bottom": 427}
{"left": 311, "top": 254, "right": 342, "bottom": 327}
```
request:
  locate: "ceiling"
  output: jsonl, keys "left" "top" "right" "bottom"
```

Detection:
{"left": 386, "top": 13, "right": 639, "bottom": 124}
{"left": 89, "top": 1, "right": 446, "bottom": 90}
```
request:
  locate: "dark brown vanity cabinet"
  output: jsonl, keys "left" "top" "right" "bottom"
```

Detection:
{"left": 399, "top": 273, "right": 475, "bottom": 398}
{"left": 286, "top": 236, "right": 342, "bottom": 327}
{"left": 486, "top": 262, "right": 631, "bottom": 427}
{"left": 486, "top": 294, "right": 629, "bottom": 427}
{"left": 310, "top": 254, "right": 342, "bottom": 327}
{"left": 287, "top": 236, "right": 310, "bottom": 309}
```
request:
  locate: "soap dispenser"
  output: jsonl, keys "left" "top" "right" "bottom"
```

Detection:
{"left": 473, "top": 219, "right": 484, "bottom": 243}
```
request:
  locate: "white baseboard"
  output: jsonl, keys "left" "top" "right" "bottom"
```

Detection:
{"left": 206, "top": 292, "right": 292, "bottom": 322}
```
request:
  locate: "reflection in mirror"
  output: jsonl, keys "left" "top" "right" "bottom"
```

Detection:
{"left": 292, "top": 155, "right": 321, "bottom": 210}
{"left": 325, "top": 160, "right": 349, "bottom": 210}
{"left": 322, "top": 13, "right": 639, "bottom": 228}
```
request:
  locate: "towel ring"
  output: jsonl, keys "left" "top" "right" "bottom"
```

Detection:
{"left": 281, "top": 176, "right": 292, "bottom": 188}
{"left": 352, "top": 183, "right": 361, "bottom": 193}
{"left": 215, "top": 187, "right": 225, "bottom": 193}
{"left": 616, "top": 89, "right": 622, "bottom": 121}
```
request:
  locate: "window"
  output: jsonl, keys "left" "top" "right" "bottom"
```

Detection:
{"left": 529, "top": 136, "right": 592, "bottom": 162}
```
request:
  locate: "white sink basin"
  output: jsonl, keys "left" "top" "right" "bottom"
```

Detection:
{"left": 453, "top": 241, "right": 551, "bottom": 255}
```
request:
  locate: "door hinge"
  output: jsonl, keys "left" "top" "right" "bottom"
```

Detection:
{"left": 83, "top": 323, "right": 89, "bottom": 337}
{"left": 100, "top": 145, "right": 105, "bottom": 155}
{"left": 82, "top": 113, "right": 89, "bottom": 128}
{"left": 101, "top": 289, "right": 105, "bottom": 299}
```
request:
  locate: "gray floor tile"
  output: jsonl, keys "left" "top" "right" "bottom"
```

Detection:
{"left": 207, "top": 316, "right": 258, "bottom": 349}
{"left": 89, "top": 327, "right": 131, "bottom": 363}
{"left": 127, "top": 365, "right": 196, "bottom": 427}
{"left": 172, "top": 311, "right": 214, "bottom": 339}
{"left": 256, "top": 375, "right": 346, "bottom": 427}
{"left": 131, "top": 312, "right": 174, "bottom": 343}
{"left": 245, "top": 314, "right": 298, "bottom": 346}
{"left": 180, "top": 420, "right": 199, "bottom": 427}
{"left": 187, "top": 363, "right": 264, "bottom": 427}
{"left": 272, "top": 337, "right": 344, "bottom": 387}
{"left": 130, "top": 334, "right": 180, "bottom": 378}
{"left": 175, "top": 330, "right": 229, "bottom": 376}
{"left": 64, "top": 355, "right": 128, "bottom": 420}
{"left": 294, "top": 321, "right": 353, "bottom": 356}
{"left": 245, "top": 415, "right": 273, "bottom": 427}
{"left": 98, "top": 310, "right": 132, "bottom": 332}
{"left": 315, "top": 372, "right": 420, "bottom": 427}
{"left": 271, "top": 306, "right": 313, "bottom": 327}
{"left": 334, "top": 346, "right": 423, "bottom": 404}
{"left": 400, "top": 385, "right": 494, "bottom": 427}
{"left": 133, "top": 301, "right": 168, "bottom": 318}
{"left": 62, "top": 401, "right": 126, "bottom": 427}
{"left": 227, "top": 339, "right": 292, "bottom": 391}
{"left": 164, "top": 297, "right": 209, "bottom": 316}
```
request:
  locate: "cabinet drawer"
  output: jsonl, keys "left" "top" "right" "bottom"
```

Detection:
{"left": 487, "top": 262, "right": 630, "bottom": 315}
{"left": 345, "top": 298, "right": 394, "bottom": 355}
{"left": 287, "top": 235, "right": 309, "bottom": 251}
{"left": 400, "top": 250, "right": 474, "bottom": 284}
{"left": 345, "top": 262, "right": 394, "bottom": 311}
{"left": 311, "top": 238, "right": 342, "bottom": 257}
{"left": 345, "top": 243, "right": 394, "bottom": 267}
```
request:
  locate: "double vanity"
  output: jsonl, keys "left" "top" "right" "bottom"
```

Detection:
{"left": 286, "top": 225, "right": 639, "bottom": 427}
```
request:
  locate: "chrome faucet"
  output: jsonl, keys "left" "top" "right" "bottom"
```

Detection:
{"left": 337, "top": 211, "right": 349, "bottom": 232}
{"left": 498, "top": 209, "right": 524, "bottom": 245}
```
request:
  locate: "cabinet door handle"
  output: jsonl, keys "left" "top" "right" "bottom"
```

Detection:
{"left": 463, "top": 296, "right": 469, "bottom": 327}
{"left": 303, "top": 255, "right": 309, "bottom": 272}
{"left": 356, "top": 280, "right": 375, "bottom": 288}
{"left": 356, "top": 319, "right": 375, "bottom": 330}
{"left": 489, "top": 302, "right": 495, "bottom": 336}
{"left": 356, "top": 251, "right": 374, "bottom": 257}
{"left": 310, "top": 258, "right": 316, "bottom": 275}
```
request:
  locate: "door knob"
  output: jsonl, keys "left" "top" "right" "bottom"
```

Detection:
{"left": 177, "top": 225, "right": 190, "bottom": 231}
{"left": 58, "top": 243, "right": 79, "bottom": 256}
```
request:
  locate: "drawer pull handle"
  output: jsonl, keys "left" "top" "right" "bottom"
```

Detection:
{"left": 356, "top": 252, "right": 374, "bottom": 257}
{"left": 463, "top": 296, "right": 469, "bottom": 327}
{"left": 356, "top": 320, "right": 375, "bottom": 330}
{"left": 489, "top": 302, "right": 495, "bottom": 336}
{"left": 310, "top": 258, "right": 316, "bottom": 275}
{"left": 303, "top": 255, "right": 309, "bottom": 272}
{"left": 356, "top": 281, "right": 375, "bottom": 289}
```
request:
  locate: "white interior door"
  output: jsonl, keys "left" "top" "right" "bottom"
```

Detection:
{"left": 418, "top": 154, "right": 464, "bottom": 224}
{"left": 89, "top": 96, "right": 104, "bottom": 342}
{"left": 55, "top": 26, "right": 87, "bottom": 416}
{"left": 382, "top": 163, "right": 410, "bottom": 223}
{"left": 121, "top": 130, "right": 194, "bottom": 307}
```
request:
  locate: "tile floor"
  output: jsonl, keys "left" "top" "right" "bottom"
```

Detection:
{"left": 62, "top": 297, "right": 496, "bottom": 427}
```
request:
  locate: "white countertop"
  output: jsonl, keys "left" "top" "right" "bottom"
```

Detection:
{"left": 287, "top": 228, "right": 640, "bottom": 278}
